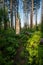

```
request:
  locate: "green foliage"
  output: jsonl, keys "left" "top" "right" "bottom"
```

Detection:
{"left": 0, "top": 7, "right": 9, "bottom": 30}
{"left": 0, "top": 29, "right": 42, "bottom": 65}
{"left": 4, "top": 7, "right": 9, "bottom": 23}
{"left": 38, "top": 45, "right": 43, "bottom": 65}
{"left": 26, "top": 31, "right": 41, "bottom": 65}
{"left": 0, "top": 29, "right": 20, "bottom": 65}
{"left": 0, "top": 8, "right": 3, "bottom": 29}
{"left": 0, "top": 29, "right": 30, "bottom": 65}
{"left": 0, "top": 7, "right": 8, "bottom": 23}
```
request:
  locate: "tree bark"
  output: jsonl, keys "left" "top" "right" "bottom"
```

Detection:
{"left": 41, "top": 0, "right": 43, "bottom": 32}
{"left": 15, "top": 0, "right": 20, "bottom": 34}
{"left": 30, "top": 0, "right": 34, "bottom": 28}
{"left": 15, "top": 12, "right": 20, "bottom": 34}
{"left": 35, "top": 8, "right": 37, "bottom": 29}
{"left": 10, "top": 0, "right": 13, "bottom": 28}
{"left": 3, "top": 0, "right": 7, "bottom": 30}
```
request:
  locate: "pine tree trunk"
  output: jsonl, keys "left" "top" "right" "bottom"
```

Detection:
{"left": 36, "top": 9, "right": 37, "bottom": 29}
{"left": 30, "top": 0, "right": 34, "bottom": 28}
{"left": 15, "top": 13, "right": 20, "bottom": 34}
{"left": 30, "top": 10, "right": 33, "bottom": 28}
{"left": 41, "top": 0, "right": 43, "bottom": 32}
{"left": 15, "top": 0, "right": 20, "bottom": 34}
{"left": 10, "top": 0, "right": 13, "bottom": 28}
{"left": 3, "top": 0, "right": 7, "bottom": 30}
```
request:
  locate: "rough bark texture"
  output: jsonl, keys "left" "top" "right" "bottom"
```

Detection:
{"left": 30, "top": 0, "right": 34, "bottom": 28}
{"left": 15, "top": 13, "right": 20, "bottom": 34}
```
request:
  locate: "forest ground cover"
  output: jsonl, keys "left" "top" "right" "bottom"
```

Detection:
{"left": 0, "top": 29, "right": 43, "bottom": 65}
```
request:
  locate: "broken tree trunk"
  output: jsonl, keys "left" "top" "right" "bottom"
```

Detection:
{"left": 15, "top": 13, "right": 20, "bottom": 34}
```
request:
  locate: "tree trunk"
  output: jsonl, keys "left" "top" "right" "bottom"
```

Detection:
{"left": 30, "top": 11, "right": 33, "bottom": 28}
{"left": 30, "top": 0, "right": 34, "bottom": 28}
{"left": 4, "top": 22, "right": 7, "bottom": 30}
{"left": 41, "top": 0, "right": 43, "bottom": 32}
{"left": 35, "top": 9, "right": 37, "bottom": 29}
{"left": 10, "top": 0, "right": 13, "bottom": 28}
{"left": 15, "top": 12, "right": 20, "bottom": 34}
{"left": 3, "top": 0, "right": 7, "bottom": 30}
{"left": 15, "top": 0, "right": 20, "bottom": 34}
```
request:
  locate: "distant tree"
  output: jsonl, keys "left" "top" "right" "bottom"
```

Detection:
{"left": 30, "top": 0, "right": 34, "bottom": 29}
{"left": 34, "top": 0, "right": 41, "bottom": 29}
{"left": 0, "top": 7, "right": 9, "bottom": 30}
{"left": 23, "top": 0, "right": 30, "bottom": 28}
{"left": 4, "top": 7, "right": 9, "bottom": 30}
{"left": 13, "top": 0, "right": 20, "bottom": 34}
{"left": 23, "top": 0, "right": 34, "bottom": 29}
{"left": 0, "top": 8, "right": 3, "bottom": 30}
{"left": 10, "top": 0, "right": 13, "bottom": 28}
{"left": 41, "top": 0, "right": 43, "bottom": 32}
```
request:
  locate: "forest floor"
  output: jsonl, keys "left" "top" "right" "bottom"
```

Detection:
{"left": 0, "top": 29, "right": 43, "bottom": 65}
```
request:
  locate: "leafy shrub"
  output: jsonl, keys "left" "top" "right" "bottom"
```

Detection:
{"left": 0, "top": 29, "right": 41, "bottom": 65}
{"left": 0, "top": 29, "right": 30, "bottom": 65}
{"left": 26, "top": 31, "right": 41, "bottom": 65}
{"left": 0, "top": 29, "right": 20, "bottom": 65}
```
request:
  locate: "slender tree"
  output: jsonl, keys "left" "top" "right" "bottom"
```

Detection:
{"left": 13, "top": 0, "right": 20, "bottom": 34}
{"left": 23, "top": 0, "right": 30, "bottom": 28}
{"left": 0, "top": 8, "right": 3, "bottom": 30}
{"left": 41, "top": 0, "right": 43, "bottom": 32}
{"left": 10, "top": 0, "right": 13, "bottom": 28}
{"left": 34, "top": 0, "right": 41, "bottom": 29}
{"left": 3, "top": 0, "right": 9, "bottom": 30}
{"left": 16, "top": 0, "right": 21, "bottom": 34}
{"left": 30, "top": 0, "right": 34, "bottom": 28}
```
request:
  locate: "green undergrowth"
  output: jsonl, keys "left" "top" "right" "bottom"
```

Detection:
{"left": 26, "top": 31, "right": 41, "bottom": 65}
{"left": 0, "top": 29, "right": 20, "bottom": 65}
{"left": 0, "top": 29, "right": 42, "bottom": 65}
{"left": 0, "top": 29, "right": 31, "bottom": 65}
